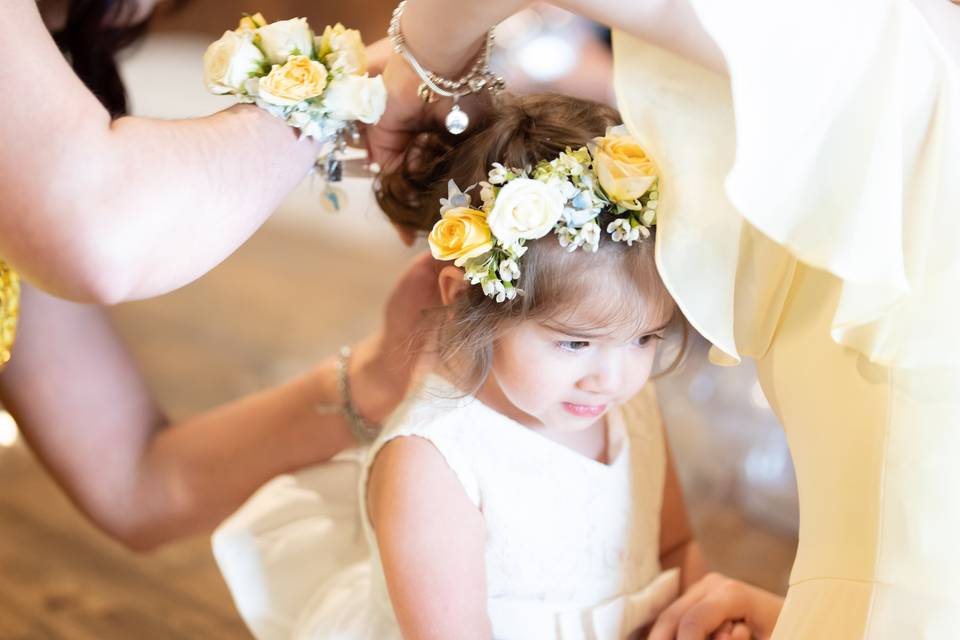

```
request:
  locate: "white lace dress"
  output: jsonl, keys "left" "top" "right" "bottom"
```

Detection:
{"left": 215, "top": 376, "right": 678, "bottom": 640}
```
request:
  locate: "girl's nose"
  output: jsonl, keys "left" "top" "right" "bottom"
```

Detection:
{"left": 577, "top": 354, "right": 624, "bottom": 396}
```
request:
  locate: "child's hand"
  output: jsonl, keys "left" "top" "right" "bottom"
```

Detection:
{"left": 647, "top": 573, "right": 783, "bottom": 640}
{"left": 350, "top": 252, "right": 443, "bottom": 423}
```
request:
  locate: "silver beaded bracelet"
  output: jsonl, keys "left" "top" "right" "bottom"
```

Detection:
{"left": 388, "top": 0, "right": 505, "bottom": 135}
{"left": 314, "top": 345, "right": 381, "bottom": 444}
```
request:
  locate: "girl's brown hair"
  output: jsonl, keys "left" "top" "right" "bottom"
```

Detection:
{"left": 376, "top": 93, "right": 687, "bottom": 392}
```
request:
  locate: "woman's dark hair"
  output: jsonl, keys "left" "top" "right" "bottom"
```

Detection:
{"left": 51, "top": 0, "right": 161, "bottom": 117}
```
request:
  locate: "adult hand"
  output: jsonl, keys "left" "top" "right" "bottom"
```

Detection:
{"left": 365, "top": 47, "right": 493, "bottom": 175}
{"left": 350, "top": 251, "right": 444, "bottom": 423}
{"left": 365, "top": 50, "right": 439, "bottom": 172}
{"left": 647, "top": 573, "right": 783, "bottom": 640}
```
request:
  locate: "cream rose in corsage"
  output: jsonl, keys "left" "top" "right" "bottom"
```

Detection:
{"left": 592, "top": 125, "right": 658, "bottom": 209}
{"left": 323, "top": 74, "right": 387, "bottom": 124}
{"left": 256, "top": 17, "right": 314, "bottom": 65}
{"left": 203, "top": 13, "right": 388, "bottom": 146}
{"left": 317, "top": 23, "right": 367, "bottom": 75}
{"left": 428, "top": 208, "right": 495, "bottom": 267}
{"left": 203, "top": 30, "right": 267, "bottom": 94}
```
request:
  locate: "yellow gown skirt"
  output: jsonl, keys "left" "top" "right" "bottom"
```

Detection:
{"left": 0, "top": 260, "right": 19, "bottom": 368}
{"left": 614, "top": 0, "right": 960, "bottom": 636}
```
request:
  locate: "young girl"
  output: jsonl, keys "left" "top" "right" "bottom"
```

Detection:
{"left": 215, "top": 94, "right": 703, "bottom": 639}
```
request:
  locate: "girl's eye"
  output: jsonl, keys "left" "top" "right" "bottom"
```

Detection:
{"left": 636, "top": 333, "right": 665, "bottom": 347}
{"left": 558, "top": 340, "right": 591, "bottom": 352}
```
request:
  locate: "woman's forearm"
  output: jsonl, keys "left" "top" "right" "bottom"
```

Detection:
{"left": 129, "top": 360, "right": 358, "bottom": 549}
{"left": 0, "top": 285, "right": 364, "bottom": 550}
{"left": 0, "top": 0, "right": 319, "bottom": 303}
{"left": 400, "top": 0, "right": 724, "bottom": 78}
{"left": 401, "top": 0, "right": 530, "bottom": 75}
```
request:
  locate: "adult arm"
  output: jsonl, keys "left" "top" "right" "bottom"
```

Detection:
{"left": 0, "top": 253, "right": 441, "bottom": 551}
{"left": 652, "top": 429, "right": 781, "bottom": 639}
{"left": 368, "top": 0, "right": 723, "bottom": 169}
{"left": 0, "top": 0, "right": 320, "bottom": 303}
{"left": 658, "top": 432, "right": 707, "bottom": 591}
{"left": 367, "top": 436, "right": 491, "bottom": 639}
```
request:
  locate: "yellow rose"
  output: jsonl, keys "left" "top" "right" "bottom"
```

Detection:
{"left": 428, "top": 207, "right": 495, "bottom": 266}
{"left": 257, "top": 55, "right": 328, "bottom": 106}
{"left": 593, "top": 135, "right": 658, "bottom": 207}
{"left": 236, "top": 12, "right": 267, "bottom": 32}
{"left": 317, "top": 23, "right": 367, "bottom": 75}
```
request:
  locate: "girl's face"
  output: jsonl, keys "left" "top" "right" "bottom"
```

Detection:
{"left": 480, "top": 306, "right": 668, "bottom": 433}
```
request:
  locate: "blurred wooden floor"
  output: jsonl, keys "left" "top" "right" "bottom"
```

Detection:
{"left": 0, "top": 219, "right": 414, "bottom": 639}
{"left": 0, "top": 219, "right": 795, "bottom": 638}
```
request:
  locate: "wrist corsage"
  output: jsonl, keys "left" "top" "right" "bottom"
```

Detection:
{"left": 203, "top": 14, "right": 386, "bottom": 208}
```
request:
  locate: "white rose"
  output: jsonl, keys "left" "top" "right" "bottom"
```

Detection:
{"left": 487, "top": 178, "right": 565, "bottom": 244}
{"left": 256, "top": 18, "right": 314, "bottom": 65}
{"left": 203, "top": 30, "right": 265, "bottom": 94}
{"left": 323, "top": 74, "right": 387, "bottom": 124}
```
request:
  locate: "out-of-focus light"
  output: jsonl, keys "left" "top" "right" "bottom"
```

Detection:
{"left": 493, "top": 9, "right": 544, "bottom": 49}
{"left": 519, "top": 34, "right": 577, "bottom": 82}
{"left": 688, "top": 371, "right": 716, "bottom": 404}
{"left": 750, "top": 380, "right": 770, "bottom": 410}
{"left": 0, "top": 410, "right": 18, "bottom": 447}
{"left": 744, "top": 441, "right": 788, "bottom": 485}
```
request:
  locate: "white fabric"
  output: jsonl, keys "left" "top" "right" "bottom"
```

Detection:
{"left": 212, "top": 452, "right": 369, "bottom": 640}
{"left": 614, "top": 0, "right": 960, "bottom": 369}
{"left": 214, "top": 377, "right": 679, "bottom": 639}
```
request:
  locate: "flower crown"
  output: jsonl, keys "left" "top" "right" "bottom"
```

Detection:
{"left": 204, "top": 14, "right": 386, "bottom": 143}
{"left": 427, "top": 125, "right": 659, "bottom": 302}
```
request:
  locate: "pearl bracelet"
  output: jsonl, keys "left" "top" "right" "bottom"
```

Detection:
{"left": 388, "top": 0, "right": 505, "bottom": 135}
{"left": 314, "top": 345, "right": 381, "bottom": 444}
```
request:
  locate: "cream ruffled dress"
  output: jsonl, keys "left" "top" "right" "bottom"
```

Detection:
{"left": 214, "top": 377, "right": 678, "bottom": 639}
{"left": 613, "top": 0, "right": 960, "bottom": 637}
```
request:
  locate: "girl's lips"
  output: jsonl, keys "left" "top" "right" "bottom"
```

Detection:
{"left": 562, "top": 402, "right": 607, "bottom": 418}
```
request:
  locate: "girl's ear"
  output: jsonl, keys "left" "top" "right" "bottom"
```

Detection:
{"left": 438, "top": 266, "right": 469, "bottom": 305}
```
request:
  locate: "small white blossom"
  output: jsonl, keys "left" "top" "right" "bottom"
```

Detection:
{"left": 481, "top": 277, "right": 508, "bottom": 302}
{"left": 607, "top": 218, "right": 650, "bottom": 247}
{"left": 488, "top": 163, "right": 509, "bottom": 185}
{"left": 555, "top": 151, "right": 585, "bottom": 176}
{"left": 498, "top": 258, "right": 520, "bottom": 283}
{"left": 504, "top": 241, "right": 528, "bottom": 260}
{"left": 607, "top": 218, "right": 627, "bottom": 241}
{"left": 580, "top": 221, "right": 601, "bottom": 252}
{"left": 552, "top": 178, "right": 579, "bottom": 202}
{"left": 557, "top": 226, "right": 583, "bottom": 252}
{"left": 478, "top": 181, "right": 496, "bottom": 209}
